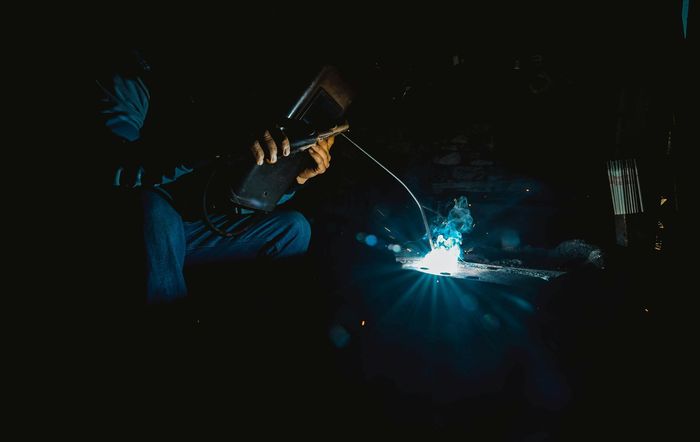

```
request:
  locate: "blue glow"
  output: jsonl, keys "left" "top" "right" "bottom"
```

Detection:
{"left": 505, "top": 293, "right": 534, "bottom": 312}
{"left": 328, "top": 324, "right": 351, "bottom": 348}
{"left": 481, "top": 314, "right": 501, "bottom": 330}
{"left": 500, "top": 229, "right": 521, "bottom": 250}
{"left": 431, "top": 196, "right": 474, "bottom": 246}
{"left": 365, "top": 234, "right": 378, "bottom": 246}
{"left": 346, "top": 247, "right": 568, "bottom": 410}
{"left": 417, "top": 235, "right": 461, "bottom": 275}
{"left": 416, "top": 197, "right": 475, "bottom": 274}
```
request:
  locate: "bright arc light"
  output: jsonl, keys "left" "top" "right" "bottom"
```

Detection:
{"left": 416, "top": 235, "right": 461, "bottom": 275}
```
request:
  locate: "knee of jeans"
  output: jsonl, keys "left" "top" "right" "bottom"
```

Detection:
{"left": 280, "top": 211, "right": 311, "bottom": 250}
{"left": 141, "top": 189, "right": 179, "bottom": 228}
{"left": 141, "top": 189, "right": 182, "bottom": 233}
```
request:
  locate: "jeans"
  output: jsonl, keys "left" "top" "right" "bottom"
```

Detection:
{"left": 140, "top": 188, "right": 311, "bottom": 303}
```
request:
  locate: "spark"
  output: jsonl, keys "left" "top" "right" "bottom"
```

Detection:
{"left": 361, "top": 320, "right": 366, "bottom": 326}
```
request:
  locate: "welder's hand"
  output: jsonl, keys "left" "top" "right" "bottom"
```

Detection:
{"left": 296, "top": 136, "right": 334, "bottom": 185}
{"left": 250, "top": 128, "right": 291, "bottom": 165}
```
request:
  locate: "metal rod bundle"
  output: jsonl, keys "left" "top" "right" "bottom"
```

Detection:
{"left": 607, "top": 159, "right": 644, "bottom": 215}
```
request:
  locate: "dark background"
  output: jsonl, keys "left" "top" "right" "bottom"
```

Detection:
{"left": 84, "top": 2, "right": 695, "bottom": 439}
{"left": 95, "top": 0, "right": 692, "bottom": 252}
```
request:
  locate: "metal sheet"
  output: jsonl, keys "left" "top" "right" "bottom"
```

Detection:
{"left": 396, "top": 256, "right": 565, "bottom": 285}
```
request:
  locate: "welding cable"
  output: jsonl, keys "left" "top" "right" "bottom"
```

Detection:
{"left": 202, "top": 167, "right": 259, "bottom": 238}
{"left": 341, "top": 133, "right": 434, "bottom": 250}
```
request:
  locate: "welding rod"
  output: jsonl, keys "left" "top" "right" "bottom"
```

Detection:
{"left": 611, "top": 160, "right": 618, "bottom": 214}
{"left": 627, "top": 160, "right": 639, "bottom": 213}
{"left": 618, "top": 160, "right": 632, "bottom": 215}
{"left": 617, "top": 160, "right": 625, "bottom": 214}
{"left": 628, "top": 161, "right": 634, "bottom": 212}
{"left": 629, "top": 160, "right": 637, "bottom": 213}
{"left": 634, "top": 159, "right": 644, "bottom": 212}
{"left": 607, "top": 161, "right": 616, "bottom": 214}
{"left": 340, "top": 133, "right": 435, "bottom": 250}
{"left": 625, "top": 160, "right": 632, "bottom": 213}
{"left": 610, "top": 160, "right": 621, "bottom": 214}
{"left": 621, "top": 160, "right": 629, "bottom": 214}
{"left": 611, "top": 161, "right": 617, "bottom": 212}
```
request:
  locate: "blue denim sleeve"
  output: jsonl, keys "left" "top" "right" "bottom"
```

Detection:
{"left": 97, "top": 74, "right": 149, "bottom": 142}
{"left": 97, "top": 74, "right": 194, "bottom": 187}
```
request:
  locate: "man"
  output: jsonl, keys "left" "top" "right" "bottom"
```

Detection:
{"left": 96, "top": 48, "right": 334, "bottom": 304}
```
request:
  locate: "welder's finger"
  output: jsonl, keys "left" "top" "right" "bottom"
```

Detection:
{"left": 316, "top": 138, "right": 332, "bottom": 163}
{"left": 270, "top": 126, "right": 290, "bottom": 157}
{"left": 311, "top": 145, "right": 330, "bottom": 169}
{"left": 308, "top": 147, "right": 328, "bottom": 173}
{"left": 120, "top": 166, "right": 136, "bottom": 188}
{"left": 316, "top": 138, "right": 330, "bottom": 153}
{"left": 306, "top": 149, "right": 324, "bottom": 174}
{"left": 282, "top": 134, "right": 290, "bottom": 156}
{"left": 262, "top": 130, "right": 278, "bottom": 163}
{"left": 251, "top": 140, "right": 264, "bottom": 165}
{"left": 326, "top": 135, "right": 335, "bottom": 150}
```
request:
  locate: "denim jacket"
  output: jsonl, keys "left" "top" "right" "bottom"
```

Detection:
{"left": 96, "top": 71, "right": 296, "bottom": 206}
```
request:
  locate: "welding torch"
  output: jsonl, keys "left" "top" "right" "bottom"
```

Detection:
{"left": 280, "top": 121, "right": 350, "bottom": 154}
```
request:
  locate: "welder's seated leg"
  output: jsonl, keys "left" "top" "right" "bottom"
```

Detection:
{"left": 141, "top": 188, "right": 311, "bottom": 304}
{"left": 182, "top": 210, "right": 312, "bottom": 315}
{"left": 183, "top": 211, "right": 311, "bottom": 265}
{"left": 141, "top": 188, "right": 188, "bottom": 304}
